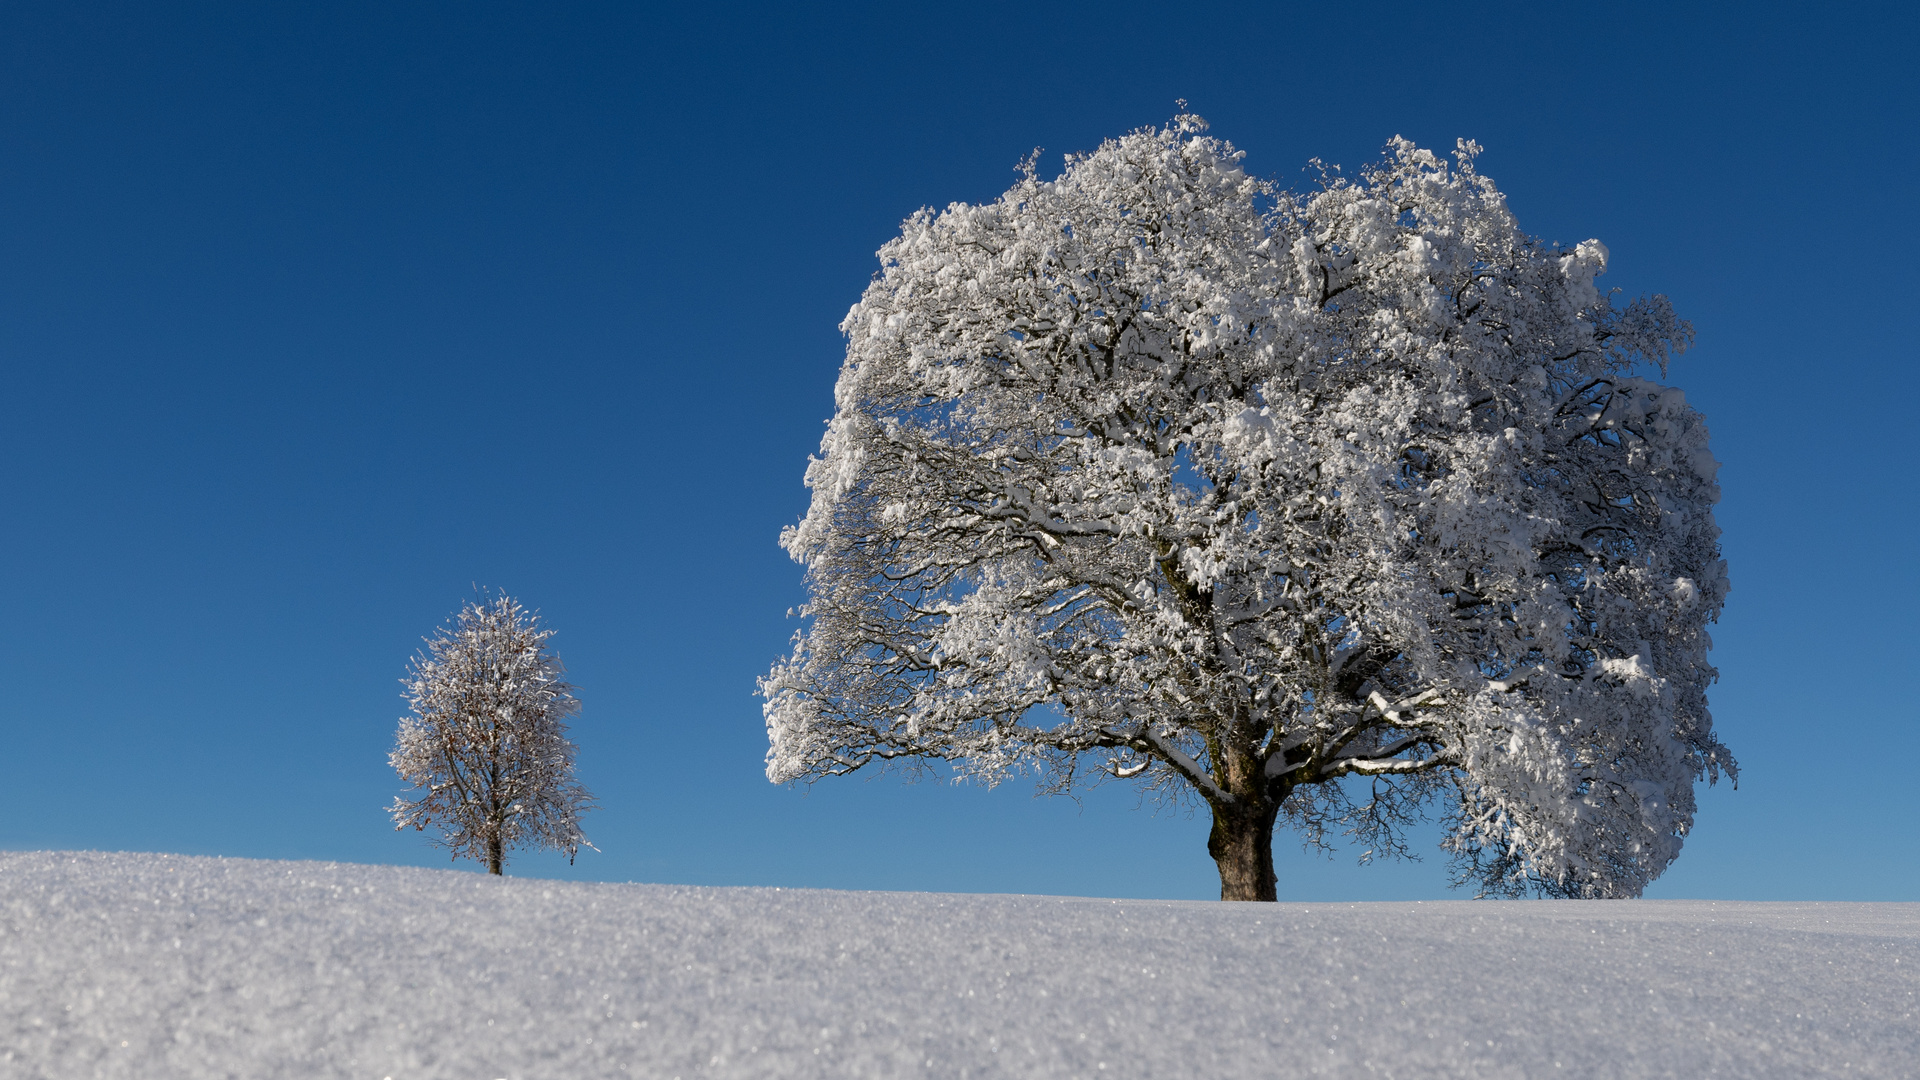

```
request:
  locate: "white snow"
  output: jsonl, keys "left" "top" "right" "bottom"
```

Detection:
{"left": 3, "top": 851, "right": 1915, "bottom": 1078}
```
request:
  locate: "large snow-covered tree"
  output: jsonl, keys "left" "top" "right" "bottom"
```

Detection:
{"left": 390, "top": 595, "right": 594, "bottom": 875}
{"left": 763, "top": 117, "right": 1733, "bottom": 901}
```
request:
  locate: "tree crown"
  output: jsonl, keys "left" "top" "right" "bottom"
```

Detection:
{"left": 390, "top": 594, "right": 594, "bottom": 871}
{"left": 764, "top": 117, "right": 1730, "bottom": 898}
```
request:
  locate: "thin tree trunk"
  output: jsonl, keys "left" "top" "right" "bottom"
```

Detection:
{"left": 487, "top": 833, "right": 504, "bottom": 876}
{"left": 1207, "top": 799, "right": 1279, "bottom": 902}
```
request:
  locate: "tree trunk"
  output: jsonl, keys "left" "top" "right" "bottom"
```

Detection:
{"left": 487, "top": 833, "right": 504, "bottom": 876}
{"left": 1207, "top": 799, "right": 1279, "bottom": 901}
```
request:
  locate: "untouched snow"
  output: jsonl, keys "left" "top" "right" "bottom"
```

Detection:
{"left": 2, "top": 852, "right": 1915, "bottom": 1078}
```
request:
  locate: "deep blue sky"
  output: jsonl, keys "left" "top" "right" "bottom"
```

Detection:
{"left": 2, "top": 2, "right": 1913, "bottom": 901}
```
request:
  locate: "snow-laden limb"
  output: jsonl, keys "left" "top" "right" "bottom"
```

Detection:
{"left": 763, "top": 117, "right": 1733, "bottom": 900}
{"left": 389, "top": 594, "right": 594, "bottom": 874}
{"left": 1131, "top": 726, "right": 1236, "bottom": 806}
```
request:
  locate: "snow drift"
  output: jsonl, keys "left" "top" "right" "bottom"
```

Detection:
{"left": 1, "top": 851, "right": 1914, "bottom": 1078}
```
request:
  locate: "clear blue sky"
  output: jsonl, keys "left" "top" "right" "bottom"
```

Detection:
{"left": 2, "top": 1, "right": 1913, "bottom": 901}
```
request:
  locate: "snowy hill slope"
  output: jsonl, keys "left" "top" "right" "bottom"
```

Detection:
{"left": 1, "top": 852, "right": 1914, "bottom": 1079}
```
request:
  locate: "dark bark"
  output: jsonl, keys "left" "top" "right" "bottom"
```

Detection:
{"left": 487, "top": 833, "right": 504, "bottom": 876}
{"left": 1207, "top": 796, "right": 1281, "bottom": 901}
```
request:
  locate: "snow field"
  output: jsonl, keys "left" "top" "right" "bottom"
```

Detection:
{"left": 1, "top": 851, "right": 1915, "bottom": 1078}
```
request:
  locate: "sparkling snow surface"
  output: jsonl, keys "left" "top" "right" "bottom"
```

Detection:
{"left": 3, "top": 852, "right": 1915, "bottom": 1078}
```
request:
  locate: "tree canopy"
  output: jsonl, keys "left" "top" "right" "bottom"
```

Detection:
{"left": 390, "top": 595, "right": 593, "bottom": 875}
{"left": 763, "top": 116, "right": 1732, "bottom": 900}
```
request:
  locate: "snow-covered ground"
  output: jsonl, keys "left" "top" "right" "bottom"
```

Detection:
{"left": 1, "top": 852, "right": 1914, "bottom": 1078}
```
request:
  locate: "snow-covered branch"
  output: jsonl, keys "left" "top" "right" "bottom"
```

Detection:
{"left": 1133, "top": 727, "right": 1235, "bottom": 806}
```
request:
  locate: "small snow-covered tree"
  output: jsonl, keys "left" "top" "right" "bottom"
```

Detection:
{"left": 389, "top": 595, "right": 593, "bottom": 875}
{"left": 763, "top": 116, "right": 1734, "bottom": 900}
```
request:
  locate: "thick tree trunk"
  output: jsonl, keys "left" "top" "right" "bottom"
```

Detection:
{"left": 487, "top": 834, "right": 504, "bottom": 876}
{"left": 1207, "top": 799, "right": 1280, "bottom": 902}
